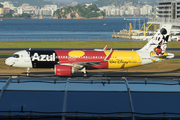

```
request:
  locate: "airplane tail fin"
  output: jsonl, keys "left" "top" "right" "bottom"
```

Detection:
{"left": 138, "top": 24, "right": 172, "bottom": 55}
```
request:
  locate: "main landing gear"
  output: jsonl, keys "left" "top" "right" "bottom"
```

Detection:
{"left": 81, "top": 67, "right": 88, "bottom": 77}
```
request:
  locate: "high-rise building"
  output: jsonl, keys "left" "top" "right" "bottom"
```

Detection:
{"left": 140, "top": 5, "right": 152, "bottom": 15}
{"left": 152, "top": 0, "right": 180, "bottom": 23}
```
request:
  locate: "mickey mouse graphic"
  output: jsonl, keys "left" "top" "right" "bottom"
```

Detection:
{"left": 153, "top": 27, "right": 169, "bottom": 55}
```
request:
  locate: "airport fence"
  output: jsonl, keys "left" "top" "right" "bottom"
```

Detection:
{"left": 0, "top": 37, "right": 141, "bottom": 41}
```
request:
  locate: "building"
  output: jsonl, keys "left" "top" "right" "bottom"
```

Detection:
{"left": 22, "top": 3, "right": 29, "bottom": 9}
{"left": 140, "top": 5, "right": 152, "bottom": 15}
{"left": 17, "top": 7, "right": 23, "bottom": 14}
{"left": 3, "top": 1, "right": 14, "bottom": 9}
{"left": 4, "top": 8, "right": 10, "bottom": 14}
{"left": 0, "top": 8, "right": 4, "bottom": 14}
{"left": 150, "top": 0, "right": 180, "bottom": 24}
{"left": 86, "top": 3, "right": 92, "bottom": 7}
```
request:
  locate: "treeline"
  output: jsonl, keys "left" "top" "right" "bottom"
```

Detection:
{"left": 1, "top": 13, "right": 32, "bottom": 19}
{"left": 54, "top": 4, "right": 106, "bottom": 19}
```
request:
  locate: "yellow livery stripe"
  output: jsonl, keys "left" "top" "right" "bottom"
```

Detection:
{"left": 104, "top": 51, "right": 142, "bottom": 69}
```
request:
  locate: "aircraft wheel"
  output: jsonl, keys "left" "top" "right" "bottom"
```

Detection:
{"left": 83, "top": 72, "right": 88, "bottom": 77}
{"left": 26, "top": 73, "right": 30, "bottom": 76}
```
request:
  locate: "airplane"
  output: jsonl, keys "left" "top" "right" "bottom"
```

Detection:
{"left": 5, "top": 24, "right": 174, "bottom": 76}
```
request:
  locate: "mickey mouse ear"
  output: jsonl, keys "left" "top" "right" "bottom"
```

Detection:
{"left": 160, "top": 28, "right": 167, "bottom": 35}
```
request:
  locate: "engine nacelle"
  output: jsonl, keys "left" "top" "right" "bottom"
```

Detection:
{"left": 54, "top": 65, "right": 74, "bottom": 76}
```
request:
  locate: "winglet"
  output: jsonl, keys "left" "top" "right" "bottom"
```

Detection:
{"left": 94, "top": 45, "right": 108, "bottom": 51}
{"left": 104, "top": 49, "right": 114, "bottom": 61}
{"left": 103, "top": 45, "right": 108, "bottom": 50}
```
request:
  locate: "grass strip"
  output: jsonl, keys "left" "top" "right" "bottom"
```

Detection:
{"left": 0, "top": 41, "right": 180, "bottom": 48}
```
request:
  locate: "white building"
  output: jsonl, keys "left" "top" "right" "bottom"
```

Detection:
{"left": 140, "top": 5, "right": 152, "bottom": 15}
{"left": 86, "top": 3, "right": 92, "bottom": 7}
{"left": 128, "top": 6, "right": 135, "bottom": 15}
{"left": 1, "top": 1, "right": 14, "bottom": 9}
{"left": 35, "top": 8, "right": 53, "bottom": 16}
{"left": 17, "top": 7, "right": 23, "bottom": 14}
{"left": 22, "top": 3, "right": 29, "bottom": 9}
{"left": 44, "top": 5, "right": 57, "bottom": 11}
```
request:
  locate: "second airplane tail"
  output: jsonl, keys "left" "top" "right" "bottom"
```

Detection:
{"left": 138, "top": 24, "right": 172, "bottom": 56}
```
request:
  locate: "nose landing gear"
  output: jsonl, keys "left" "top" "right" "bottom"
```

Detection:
{"left": 27, "top": 68, "right": 30, "bottom": 76}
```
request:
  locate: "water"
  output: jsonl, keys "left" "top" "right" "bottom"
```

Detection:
{"left": 0, "top": 18, "right": 148, "bottom": 41}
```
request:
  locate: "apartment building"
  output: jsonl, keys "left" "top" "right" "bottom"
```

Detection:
{"left": 140, "top": 5, "right": 152, "bottom": 15}
{"left": 154, "top": 0, "right": 180, "bottom": 22}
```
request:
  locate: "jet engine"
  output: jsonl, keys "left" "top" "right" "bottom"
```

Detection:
{"left": 55, "top": 65, "right": 74, "bottom": 76}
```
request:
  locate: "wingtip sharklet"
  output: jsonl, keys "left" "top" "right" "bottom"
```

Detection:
{"left": 103, "top": 45, "right": 108, "bottom": 50}
{"left": 94, "top": 45, "right": 108, "bottom": 51}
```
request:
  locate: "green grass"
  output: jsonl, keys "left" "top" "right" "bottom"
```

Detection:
{"left": 0, "top": 41, "right": 180, "bottom": 48}
{"left": 174, "top": 53, "right": 180, "bottom": 56}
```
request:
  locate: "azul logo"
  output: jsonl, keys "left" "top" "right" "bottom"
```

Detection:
{"left": 31, "top": 53, "right": 56, "bottom": 61}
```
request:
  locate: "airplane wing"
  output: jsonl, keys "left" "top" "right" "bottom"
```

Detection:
{"left": 60, "top": 49, "right": 114, "bottom": 68}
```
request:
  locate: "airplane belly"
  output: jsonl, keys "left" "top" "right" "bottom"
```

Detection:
{"left": 104, "top": 51, "right": 142, "bottom": 69}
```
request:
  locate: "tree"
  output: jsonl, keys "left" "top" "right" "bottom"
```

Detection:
{"left": 0, "top": 4, "right": 3, "bottom": 8}
{"left": 101, "top": 11, "right": 106, "bottom": 17}
{"left": 88, "top": 5, "right": 100, "bottom": 11}
{"left": 53, "top": 4, "right": 104, "bottom": 19}
{"left": 3, "top": 13, "right": 12, "bottom": 18}
{"left": 70, "top": 13, "right": 76, "bottom": 19}
{"left": 22, "top": 13, "right": 31, "bottom": 19}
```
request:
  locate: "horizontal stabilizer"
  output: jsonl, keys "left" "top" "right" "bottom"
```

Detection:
{"left": 151, "top": 53, "right": 174, "bottom": 59}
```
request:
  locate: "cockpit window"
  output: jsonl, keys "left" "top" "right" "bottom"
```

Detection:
{"left": 11, "top": 54, "right": 20, "bottom": 58}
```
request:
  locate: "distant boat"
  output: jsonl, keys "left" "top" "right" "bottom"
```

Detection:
{"left": 124, "top": 18, "right": 142, "bottom": 21}
{"left": 103, "top": 23, "right": 106, "bottom": 25}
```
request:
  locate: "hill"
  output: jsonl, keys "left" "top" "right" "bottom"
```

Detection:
{"left": 53, "top": 4, "right": 106, "bottom": 19}
{"left": 92, "top": 0, "right": 158, "bottom": 7}
{"left": 93, "top": 0, "right": 140, "bottom": 7}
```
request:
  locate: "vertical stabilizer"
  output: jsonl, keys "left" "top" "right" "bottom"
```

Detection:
{"left": 138, "top": 24, "right": 172, "bottom": 55}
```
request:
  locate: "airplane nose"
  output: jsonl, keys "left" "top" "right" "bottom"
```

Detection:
{"left": 5, "top": 58, "right": 14, "bottom": 66}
